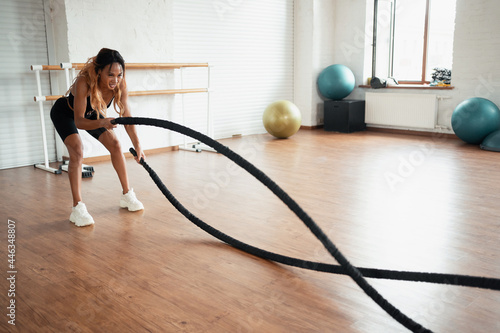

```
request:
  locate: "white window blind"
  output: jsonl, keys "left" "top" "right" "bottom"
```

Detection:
{"left": 0, "top": 0, "right": 54, "bottom": 169}
{"left": 173, "top": 0, "right": 294, "bottom": 139}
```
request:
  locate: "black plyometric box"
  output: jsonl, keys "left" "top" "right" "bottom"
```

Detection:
{"left": 324, "top": 100, "right": 366, "bottom": 133}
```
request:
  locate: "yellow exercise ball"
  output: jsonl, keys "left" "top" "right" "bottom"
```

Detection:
{"left": 263, "top": 100, "right": 302, "bottom": 139}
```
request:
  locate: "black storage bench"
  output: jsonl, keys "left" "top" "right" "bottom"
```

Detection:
{"left": 324, "top": 100, "right": 366, "bottom": 133}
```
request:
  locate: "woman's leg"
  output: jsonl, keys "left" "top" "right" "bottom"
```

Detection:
{"left": 50, "top": 98, "right": 94, "bottom": 226}
{"left": 98, "top": 130, "right": 130, "bottom": 194}
{"left": 64, "top": 133, "right": 94, "bottom": 226}
{"left": 64, "top": 133, "right": 84, "bottom": 206}
{"left": 98, "top": 129, "right": 143, "bottom": 211}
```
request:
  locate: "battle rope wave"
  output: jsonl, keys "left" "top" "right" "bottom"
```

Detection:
{"left": 113, "top": 117, "right": 500, "bottom": 332}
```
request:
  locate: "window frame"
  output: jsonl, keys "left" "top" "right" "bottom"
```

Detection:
{"left": 373, "top": 0, "right": 453, "bottom": 86}
{"left": 397, "top": 0, "right": 430, "bottom": 84}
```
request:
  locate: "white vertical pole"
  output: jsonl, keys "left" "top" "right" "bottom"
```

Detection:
{"left": 180, "top": 67, "right": 187, "bottom": 149}
{"left": 35, "top": 70, "right": 50, "bottom": 168}
{"left": 64, "top": 68, "right": 70, "bottom": 89}
{"left": 60, "top": 63, "right": 73, "bottom": 90}
{"left": 207, "top": 65, "right": 213, "bottom": 138}
{"left": 33, "top": 68, "right": 59, "bottom": 173}
{"left": 178, "top": 64, "right": 212, "bottom": 153}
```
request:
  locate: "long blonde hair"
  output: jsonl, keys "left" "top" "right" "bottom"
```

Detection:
{"left": 67, "top": 48, "right": 126, "bottom": 117}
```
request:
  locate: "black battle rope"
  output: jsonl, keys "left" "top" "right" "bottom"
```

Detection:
{"left": 114, "top": 117, "right": 500, "bottom": 332}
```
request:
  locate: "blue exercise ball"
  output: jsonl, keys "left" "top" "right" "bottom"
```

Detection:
{"left": 317, "top": 64, "right": 355, "bottom": 100}
{"left": 480, "top": 129, "right": 500, "bottom": 152}
{"left": 451, "top": 97, "right": 500, "bottom": 144}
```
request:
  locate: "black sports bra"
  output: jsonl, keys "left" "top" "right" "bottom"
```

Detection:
{"left": 67, "top": 93, "right": 114, "bottom": 114}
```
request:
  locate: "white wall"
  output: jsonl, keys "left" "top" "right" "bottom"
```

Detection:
{"left": 49, "top": 0, "right": 293, "bottom": 158}
{"left": 298, "top": 0, "right": 500, "bottom": 132}
{"left": 173, "top": 0, "right": 294, "bottom": 139}
{"left": 65, "top": 2, "right": 174, "bottom": 63}
{"left": 50, "top": 0, "right": 176, "bottom": 158}
{"left": 49, "top": 0, "right": 500, "bottom": 149}
{"left": 451, "top": 0, "right": 500, "bottom": 108}
{"left": 293, "top": 0, "right": 373, "bottom": 127}
{"left": 294, "top": 0, "right": 336, "bottom": 127}
{"left": 294, "top": 0, "right": 315, "bottom": 127}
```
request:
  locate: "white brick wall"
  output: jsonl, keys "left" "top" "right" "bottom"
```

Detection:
{"left": 451, "top": 0, "right": 500, "bottom": 105}
{"left": 52, "top": 0, "right": 177, "bottom": 158}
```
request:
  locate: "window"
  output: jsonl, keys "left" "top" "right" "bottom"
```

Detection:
{"left": 372, "top": 0, "right": 456, "bottom": 85}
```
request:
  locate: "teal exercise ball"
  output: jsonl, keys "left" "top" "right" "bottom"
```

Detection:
{"left": 451, "top": 97, "right": 500, "bottom": 144}
{"left": 263, "top": 100, "right": 302, "bottom": 139}
{"left": 317, "top": 64, "right": 355, "bottom": 100}
{"left": 480, "top": 129, "right": 500, "bottom": 152}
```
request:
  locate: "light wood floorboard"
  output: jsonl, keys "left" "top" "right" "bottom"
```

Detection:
{"left": 1, "top": 129, "right": 499, "bottom": 332}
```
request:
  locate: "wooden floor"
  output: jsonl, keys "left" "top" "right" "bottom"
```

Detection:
{"left": 1, "top": 129, "right": 499, "bottom": 332}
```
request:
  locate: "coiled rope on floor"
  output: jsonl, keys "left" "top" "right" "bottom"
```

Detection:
{"left": 113, "top": 117, "right": 500, "bottom": 333}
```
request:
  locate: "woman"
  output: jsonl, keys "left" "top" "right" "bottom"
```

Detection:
{"left": 51, "top": 48, "right": 145, "bottom": 227}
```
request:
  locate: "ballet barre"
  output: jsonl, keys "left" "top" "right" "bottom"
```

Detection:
{"left": 33, "top": 88, "right": 209, "bottom": 102}
{"left": 31, "top": 62, "right": 214, "bottom": 174}
{"left": 72, "top": 62, "right": 208, "bottom": 70}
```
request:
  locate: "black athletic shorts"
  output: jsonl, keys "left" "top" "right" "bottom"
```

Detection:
{"left": 50, "top": 96, "right": 107, "bottom": 142}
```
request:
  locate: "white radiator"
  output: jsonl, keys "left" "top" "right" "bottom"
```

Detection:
{"left": 365, "top": 92, "right": 437, "bottom": 129}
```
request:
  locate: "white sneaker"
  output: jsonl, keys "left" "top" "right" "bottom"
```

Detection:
{"left": 120, "top": 188, "right": 144, "bottom": 211}
{"left": 69, "top": 202, "right": 95, "bottom": 227}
